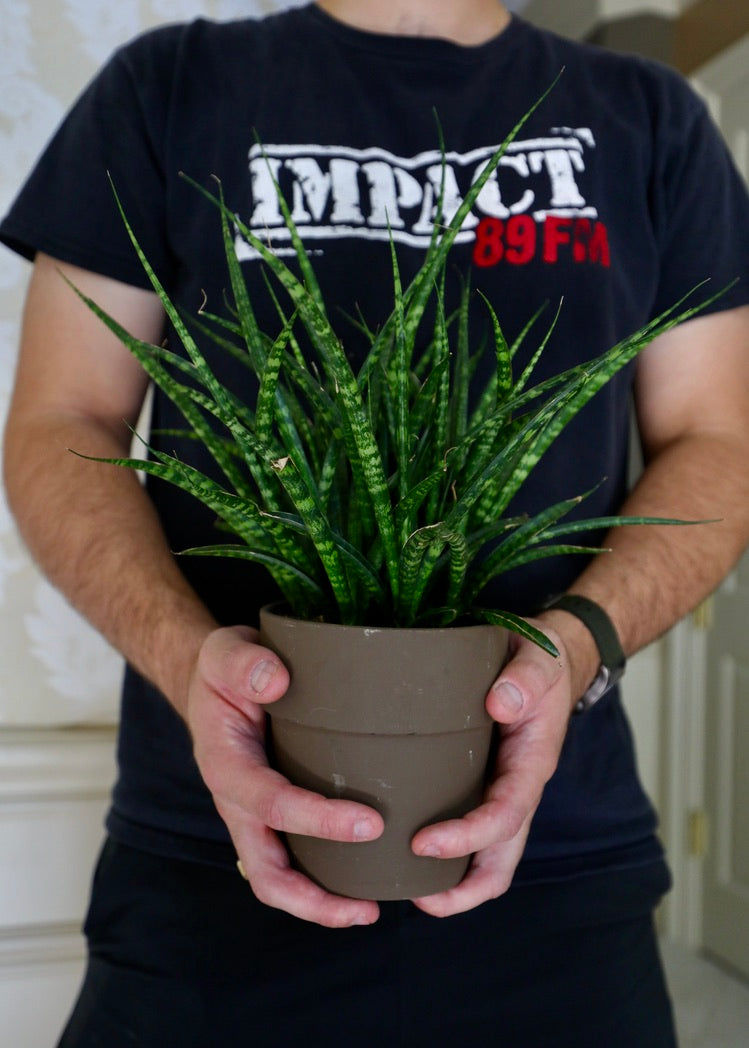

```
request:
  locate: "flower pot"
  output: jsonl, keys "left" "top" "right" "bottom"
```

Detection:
{"left": 259, "top": 605, "right": 508, "bottom": 900}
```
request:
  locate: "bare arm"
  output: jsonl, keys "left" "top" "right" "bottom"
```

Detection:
{"left": 3, "top": 253, "right": 217, "bottom": 702}
{"left": 3, "top": 255, "right": 383, "bottom": 927}
{"left": 563, "top": 305, "right": 749, "bottom": 653}
{"left": 413, "top": 305, "right": 749, "bottom": 917}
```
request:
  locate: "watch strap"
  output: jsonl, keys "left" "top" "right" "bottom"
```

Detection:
{"left": 545, "top": 594, "right": 626, "bottom": 713}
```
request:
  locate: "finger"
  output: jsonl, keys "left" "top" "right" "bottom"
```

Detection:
{"left": 228, "top": 766, "right": 384, "bottom": 841}
{"left": 232, "top": 817, "right": 380, "bottom": 928}
{"left": 411, "top": 777, "right": 541, "bottom": 859}
{"left": 485, "top": 629, "right": 566, "bottom": 725}
{"left": 197, "top": 625, "right": 290, "bottom": 708}
{"left": 202, "top": 718, "right": 384, "bottom": 843}
{"left": 412, "top": 692, "right": 566, "bottom": 859}
{"left": 411, "top": 815, "right": 534, "bottom": 918}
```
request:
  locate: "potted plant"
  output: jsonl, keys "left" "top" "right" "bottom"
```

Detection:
{"left": 70, "top": 91, "right": 717, "bottom": 899}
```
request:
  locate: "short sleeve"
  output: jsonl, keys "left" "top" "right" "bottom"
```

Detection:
{"left": 0, "top": 27, "right": 181, "bottom": 290}
{"left": 648, "top": 74, "right": 749, "bottom": 319}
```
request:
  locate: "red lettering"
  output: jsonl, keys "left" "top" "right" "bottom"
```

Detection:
{"left": 572, "top": 219, "right": 611, "bottom": 267}
{"left": 505, "top": 215, "right": 536, "bottom": 265}
{"left": 586, "top": 221, "right": 610, "bottom": 267}
{"left": 572, "top": 219, "right": 591, "bottom": 263}
{"left": 543, "top": 216, "right": 572, "bottom": 263}
{"left": 472, "top": 215, "right": 611, "bottom": 268}
{"left": 473, "top": 217, "right": 504, "bottom": 267}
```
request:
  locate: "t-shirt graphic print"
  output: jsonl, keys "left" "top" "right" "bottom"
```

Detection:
{"left": 239, "top": 128, "right": 610, "bottom": 270}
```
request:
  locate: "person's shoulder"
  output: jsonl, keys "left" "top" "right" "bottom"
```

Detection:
{"left": 111, "top": 5, "right": 306, "bottom": 74}
{"left": 516, "top": 17, "right": 705, "bottom": 127}
{"left": 546, "top": 22, "right": 694, "bottom": 92}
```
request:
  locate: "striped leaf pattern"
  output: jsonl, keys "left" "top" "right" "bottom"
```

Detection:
{"left": 72, "top": 86, "right": 725, "bottom": 645}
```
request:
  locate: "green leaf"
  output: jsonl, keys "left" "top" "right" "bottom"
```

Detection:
{"left": 179, "top": 543, "right": 326, "bottom": 616}
{"left": 72, "top": 79, "right": 727, "bottom": 631}
{"left": 186, "top": 179, "right": 401, "bottom": 603}
{"left": 472, "top": 608, "right": 560, "bottom": 657}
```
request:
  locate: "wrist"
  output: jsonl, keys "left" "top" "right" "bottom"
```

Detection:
{"left": 138, "top": 597, "right": 219, "bottom": 720}
{"left": 538, "top": 606, "right": 599, "bottom": 711}
{"left": 541, "top": 595, "right": 626, "bottom": 712}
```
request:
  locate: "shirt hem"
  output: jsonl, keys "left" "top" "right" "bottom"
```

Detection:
{"left": 106, "top": 808, "right": 668, "bottom": 888}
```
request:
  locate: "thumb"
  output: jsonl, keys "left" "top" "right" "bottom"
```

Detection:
{"left": 197, "top": 625, "right": 290, "bottom": 709}
{"left": 486, "top": 627, "right": 564, "bottom": 725}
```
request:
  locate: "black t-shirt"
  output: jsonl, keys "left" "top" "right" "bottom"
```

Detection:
{"left": 3, "top": 5, "right": 749, "bottom": 880}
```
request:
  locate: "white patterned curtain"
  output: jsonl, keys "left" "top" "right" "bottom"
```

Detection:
{"left": 0, "top": 1, "right": 304, "bottom": 725}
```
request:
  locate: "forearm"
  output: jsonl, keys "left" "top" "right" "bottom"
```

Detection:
{"left": 540, "top": 430, "right": 749, "bottom": 698}
{"left": 3, "top": 411, "right": 218, "bottom": 717}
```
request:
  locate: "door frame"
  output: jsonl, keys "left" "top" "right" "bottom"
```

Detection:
{"left": 659, "top": 618, "right": 707, "bottom": 947}
{"left": 660, "top": 32, "right": 749, "bottom": 950}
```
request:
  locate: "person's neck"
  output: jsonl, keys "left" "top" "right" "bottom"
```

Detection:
{"left": 314, "top": 1, "right": 511, "bottom": 46}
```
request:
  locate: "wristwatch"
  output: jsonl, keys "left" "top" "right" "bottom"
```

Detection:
{"left": 544, "top": 594, "right": 626, "bottom": 713}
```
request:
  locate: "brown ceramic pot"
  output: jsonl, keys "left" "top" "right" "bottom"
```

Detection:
{"left": 259, "top": 605, "right": 508, "bottom": 900}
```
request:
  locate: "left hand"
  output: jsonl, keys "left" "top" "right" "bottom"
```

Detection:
{"left": 410, "top": 617, "right": 579, "bottom": 917}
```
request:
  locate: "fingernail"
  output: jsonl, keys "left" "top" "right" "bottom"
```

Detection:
{"left": 493, "top": 681, "right": 524, "bottom": 714}
{"left": 250, "top": 659, "right": 277, "bottom": 693}
{"left": 354, "top": 819, "right": 376, "bottom": 840}
{"left": 419, "top": 842, "right": 441, "bottom": 857}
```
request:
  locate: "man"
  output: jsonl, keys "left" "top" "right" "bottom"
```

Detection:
{"left": 3, "top": 1, "right": 749, "bottom": 1043}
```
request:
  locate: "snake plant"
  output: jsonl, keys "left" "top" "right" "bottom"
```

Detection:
{"left": 70, "top": 89, "right": 718, "bottom": 655}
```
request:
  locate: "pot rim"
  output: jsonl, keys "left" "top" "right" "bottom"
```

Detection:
{"left": 260, "top": 601, "right": 507, "bottom": 638}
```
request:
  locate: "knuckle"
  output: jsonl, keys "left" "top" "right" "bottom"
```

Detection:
{"left": 488, "top": 792, "right": 533, "bottom": 841}
{"left": 260, "top": 787, "right": 290, "bottom": 831}
{"left": 316, "top": 805, "right": 343, "bottom": 841}
{"left": 503, "top": 803, "right": 527, "bottom": 841}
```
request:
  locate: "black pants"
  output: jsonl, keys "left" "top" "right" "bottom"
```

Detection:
{"left": 58, "top": 838, "right": 677, "bottom": 1047}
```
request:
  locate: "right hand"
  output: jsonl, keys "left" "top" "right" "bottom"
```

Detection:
{"left": 186, "top": 625, "right": 384, "bottom": 927}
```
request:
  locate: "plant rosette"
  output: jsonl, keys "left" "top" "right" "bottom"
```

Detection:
{"left": 70, "top": 83, "right": 721, "bottom": 898}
